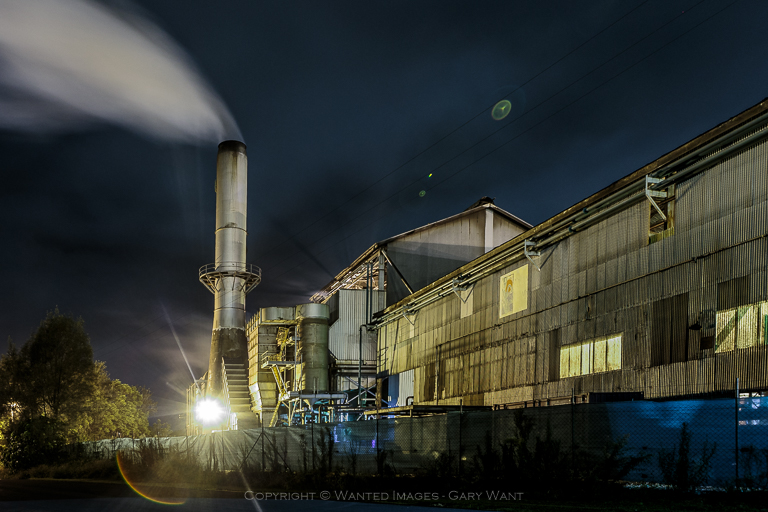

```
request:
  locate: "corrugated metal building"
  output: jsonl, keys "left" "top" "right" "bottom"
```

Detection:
{"left": 376, "top": 98, "right": 768, "bottom": 408}
{"left": 246, "top": 307, "right": 295, "bottom": 423}
{"left": 311, "top": 197, "right": 532, "bottom": 307}
{"left": 326, "top": 289, "right": 384, "bottom": 396}
{"left": 245, "top": 198, "right": 530, "bottom": 422}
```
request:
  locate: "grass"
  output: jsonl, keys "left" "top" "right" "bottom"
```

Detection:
{"left": 0, "top": 458, "right": 120, "bottom": 481}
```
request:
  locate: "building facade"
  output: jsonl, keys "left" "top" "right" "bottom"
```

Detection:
{"left": 376, "top": 99, "right": 768, "bottom": 408}
{"left": 243, "top": 199, "right": 530, "bottom": 425}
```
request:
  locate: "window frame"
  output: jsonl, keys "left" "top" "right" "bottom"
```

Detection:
{"left": 559, "top": 333, "right": 622, "bottom": 379}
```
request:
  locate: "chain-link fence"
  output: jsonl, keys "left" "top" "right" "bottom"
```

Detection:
{"left": 77, "top": 392, "right": 768, "bottom": 488}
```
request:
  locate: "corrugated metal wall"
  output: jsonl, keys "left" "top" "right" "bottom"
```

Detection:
{"left": 329, "top": 289, "right": 384, "bottom": 362}
{"left": 379, "top": 136, "right": 768, "bottom": 406}
{"left": 385, "top": 209, "right": 528, "bottom": 306}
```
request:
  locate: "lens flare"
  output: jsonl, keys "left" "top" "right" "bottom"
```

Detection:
{"left": 195, "top": 398, "right": 225, "bottom": 426}
{"left": 419, "top": 190, "right": 426, "bottom": 197}
{"left": 116, "top": 451, "right": 186, "bottom": 505}
{"left": 492, "top": 100, "right": 512, "bottom": 120}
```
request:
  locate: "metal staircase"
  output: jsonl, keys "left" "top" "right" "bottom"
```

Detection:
{"left": 222, "top": 358, "right": 260, "bottom": 430}
{"left": 261, "top": 326, "right": 298, "bottom": 426}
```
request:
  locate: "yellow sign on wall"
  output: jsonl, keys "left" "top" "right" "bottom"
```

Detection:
{"left": 499, "top": 265, "right": 528, "bottom": 318}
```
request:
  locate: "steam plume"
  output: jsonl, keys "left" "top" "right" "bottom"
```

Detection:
{"left": 0, "top": 0, "right": 240, "bottom": 142}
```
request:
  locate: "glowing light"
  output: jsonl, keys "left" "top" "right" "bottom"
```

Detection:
{"left": 492, "top": 100, "right": 512, "bottom": 120}
{"left": 195, "top": 398, "right": 225, "bottom": 425}
{"left": 427, "top": 173, "right": 432, "bottom": 178}
{"left": 116, "top": 451, "right": 185, "bottom": 505}
{"left": 419, "top": 190, "right": 426, "bottom": 197}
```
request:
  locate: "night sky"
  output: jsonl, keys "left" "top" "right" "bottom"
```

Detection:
{"left": 1, "top": 0, "right": 766, "bottom": 416}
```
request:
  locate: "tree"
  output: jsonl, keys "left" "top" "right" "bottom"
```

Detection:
{"left": 67, "top": 362, "right": 153, "bottom": 441}
{"left": 0, "top": 341, "right": 28, "bottom": 421}
{"left": 0, "top": 309, "right": 159, "bottom": 454}
{"left": 18, "top": 309, "right": 95, "bottom": 420}
{"left": 150, "top": 419, "right": 174, "bottom": 437}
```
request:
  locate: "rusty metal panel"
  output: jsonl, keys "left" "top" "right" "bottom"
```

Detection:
{"left": 595, "top": 219, "right": 607, "bottom": 267}
{"left": 751, "top": 140, "right": 768, "bottom": 204}
{"left": 567, "top": 236, "right": 579, "bottom": 295}
{"left": 723, "top": 155, "right": 744, "bottom": 214}
{"left": 375, "top": 135, "right": 768, "bottom": 408}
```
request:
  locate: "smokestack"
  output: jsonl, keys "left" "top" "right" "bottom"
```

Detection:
{"left": 199, "top": 140, "right": 261, "bottom": 397}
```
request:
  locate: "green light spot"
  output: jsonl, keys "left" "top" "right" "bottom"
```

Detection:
{"left": 428, "top": 173, "right": 432, "bottom": 178}
{"left": 419, "top": 190, "right": 426, "bottom": 197}
{"left": 492, "top": 100, "right": 512, "bottom": 120}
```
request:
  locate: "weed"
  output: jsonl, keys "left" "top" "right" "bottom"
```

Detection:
{"left": 658, "top": 422, "right": 716, "bottom": 492}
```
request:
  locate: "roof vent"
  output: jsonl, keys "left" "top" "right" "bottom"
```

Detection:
{"left": 465, "top": 196, "right": 495, "bottom": 211}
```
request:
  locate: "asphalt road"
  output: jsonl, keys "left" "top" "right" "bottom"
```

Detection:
{"left": 0, "top": 480, "right": 479, "bottom": 512}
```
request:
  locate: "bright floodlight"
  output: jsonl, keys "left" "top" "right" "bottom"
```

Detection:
{"left": 195, "top": 398, "right": 224, "bottom": 426}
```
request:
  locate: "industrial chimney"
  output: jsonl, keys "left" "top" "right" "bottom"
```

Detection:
{"left": 199, "top": 141, "right": 261, "bottom": 401}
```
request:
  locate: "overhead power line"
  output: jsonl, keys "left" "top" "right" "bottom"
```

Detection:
{"left": 264, "top": 0, "right": 732, "bottom": 281}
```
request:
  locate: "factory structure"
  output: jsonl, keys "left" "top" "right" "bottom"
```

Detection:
{"left": 188, "top": 141, "right": 262, "bottom": 433}
{"left": 244, "top": 198, "right": 531, "bottom": 426}
{"left": 189, "top": 97, "right": 768, "bottom": 432}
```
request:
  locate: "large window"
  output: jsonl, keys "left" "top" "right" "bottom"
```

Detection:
{"left": 715, "top": 301, "right": 768, "bottom": 352}
{"left": 559, "top": 334, "right": 622, "bottom": 378}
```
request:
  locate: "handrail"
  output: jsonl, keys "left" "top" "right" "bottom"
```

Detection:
{"left": 199, "top": 262, "right": 262, "bottom": 279}
{"left": 199, "top": 261, "right": 262, "bottom": 295}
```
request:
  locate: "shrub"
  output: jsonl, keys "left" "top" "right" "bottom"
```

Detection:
{"left": 658, "top": 422, "right": 716, "bottom": 492}
{"left": 1, "top": 417, "right": 67, "bottom": 471}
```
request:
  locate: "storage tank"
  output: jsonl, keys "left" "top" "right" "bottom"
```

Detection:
{"left": 296, "top": 303, "right": 329, "bottom": 393}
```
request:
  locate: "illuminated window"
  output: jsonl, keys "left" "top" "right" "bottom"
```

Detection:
{"left": 559, "top": 334, "right": 622, "bottom": 378}
{"left": 649, "top": 184, "right": 675, "bottom": 244}
{"left": 715, "top": 301, "right": 768, "bottom": 353}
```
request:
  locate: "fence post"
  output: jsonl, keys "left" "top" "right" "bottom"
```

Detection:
{"left": 261, "top": 424, "right": 265, "bottom": 472}
{"left": 458, "top": 399, "right": 463, "bottom": 479}
{"left": 210, "top": 432, "right": 214, "bottom": 471}
{"left": 311, "top": 420, "right": 315, "bottom": 472}
{"left": 571, "top": 387, "right": 575, "bottom": 473}
{"left": 735, "top": 378, "right": 740, "bottom": 484}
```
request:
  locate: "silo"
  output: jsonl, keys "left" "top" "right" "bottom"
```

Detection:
{"left": 296, "top": 303, "right": 329, "bottom": 393}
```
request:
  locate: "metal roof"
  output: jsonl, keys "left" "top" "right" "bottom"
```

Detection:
{"left": 375, "top": 96, "right": 768, "bottom": 323}
{"left": 310, "top": 199, "right": 532, "bottom": 303}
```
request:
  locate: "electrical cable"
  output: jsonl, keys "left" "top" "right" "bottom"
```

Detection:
{"left": 92, "top": 0, "right": 734, "bottom": 376}
{"left": 249, "top": 0, "right": 652, "bottom": 263}
{"left": 91, "top": 0, "right": 646, "bottom": 361}
{"left": 262, "top": 0, "right": 735, "bottom": 281}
